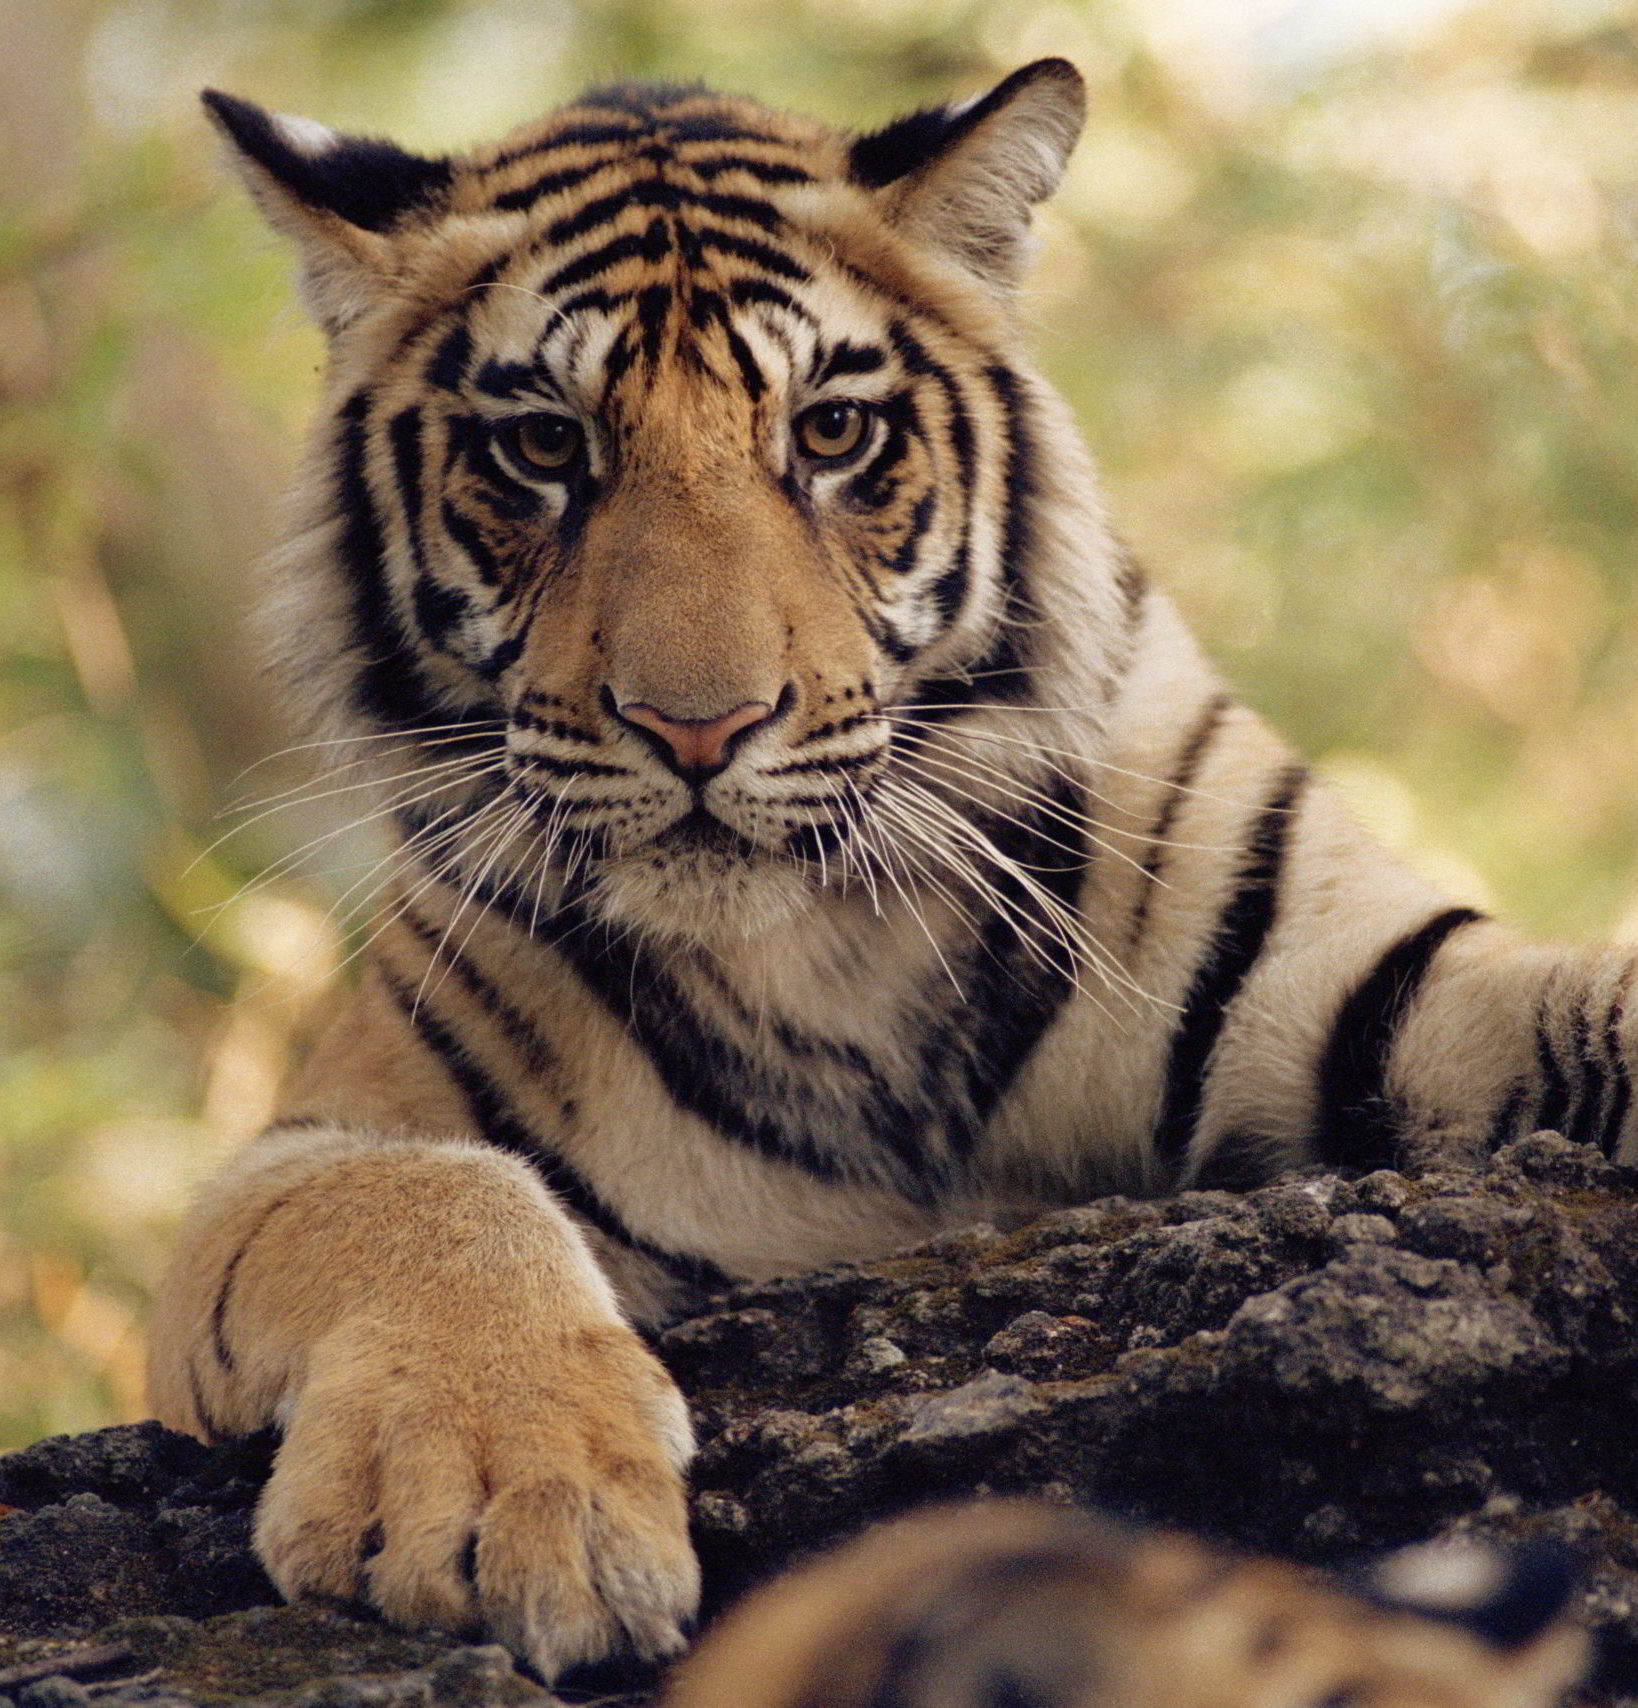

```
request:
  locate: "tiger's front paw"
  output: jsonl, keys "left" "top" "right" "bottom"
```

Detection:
{"left": 253, "top": 1318, "right": 698, "bottom": 1679}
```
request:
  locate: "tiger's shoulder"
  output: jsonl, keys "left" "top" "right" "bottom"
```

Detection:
{"left": 665, "top": 1502, "right": 1589, "bottom": 1708}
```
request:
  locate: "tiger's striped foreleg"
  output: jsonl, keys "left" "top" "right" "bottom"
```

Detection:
{"left": 1374, "top": 928, "right": 1638, "bottom": 1169}
{"left": 1177, "top": 909, "right": 1638, "bottom": 1188}
{"left": 146, "top": 1122, "right": 698, "bottom": 1678}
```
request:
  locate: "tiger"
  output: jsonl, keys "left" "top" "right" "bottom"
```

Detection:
{"left": 663, "top": 1502, "right": 1589, "bottom": 1708}
{"left": 144, "top": 58, "right": 1638, "bottom": 1683}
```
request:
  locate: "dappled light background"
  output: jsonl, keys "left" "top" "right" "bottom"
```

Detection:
{"left": 3, "top": 0, "right": 1638, "bottom": 1447}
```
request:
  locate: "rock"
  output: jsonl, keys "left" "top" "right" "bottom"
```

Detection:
{"left": 4, "top": 1135, "right": 1638, "bottom": 1704}
{"left": 17, "top": 1682, "right": 91, "bottom": 1708}
{"left": 897, "top": 1369, "right": 1042, "bottom": 1445}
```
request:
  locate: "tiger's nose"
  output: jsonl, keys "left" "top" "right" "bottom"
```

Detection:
{"left": 613, "top": 697, "right": 777, "bottom": 780}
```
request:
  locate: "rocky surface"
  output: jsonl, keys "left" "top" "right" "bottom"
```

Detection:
{"left": 4, "top": 1132, "right": 1638, "bottom": 1705}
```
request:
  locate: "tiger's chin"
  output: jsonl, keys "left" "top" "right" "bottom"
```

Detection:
{"left": 585, "top": 840, "right": 820, "bottom": 948}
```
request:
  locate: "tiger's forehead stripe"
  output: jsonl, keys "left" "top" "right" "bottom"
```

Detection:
{"left": 464, "top": 90, "right": 835, "bottom": 219}
{"left": 363, "top": 89, "right": 848, "bottom": 414}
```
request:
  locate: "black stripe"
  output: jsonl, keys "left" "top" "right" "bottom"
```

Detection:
{"left": 542, "top": 777, "right": 1089, "bottom": 1200}
{"left": 392, "top": 406, "right": 477, "bottom": 652}
{"left": 187, "top": 1361, "right": 220, "bottom": 1445}
{"left": 540, "top": 173, "right": 801, "bottom": 248}
{"left": 1533, "top": 1003, "right": 1572, "bottom": 1135}
{"left": 689, "top": 187, "right": 784, "bottom": 231}
{"left": 722, "top": 322, "right": 767, "bottom": 398}
{"left": 889, "top": 322, "right": 973, "bottom": 482}
{"left": 1488, "top": 1080, "right": 1531, "bottom": 1153}
{"left": 689, "top": 226, "right": 810, "bottom": 282}
{"left": 440, "top": 499, "right": 504, "bottom": 589}
{"left": 889, "top": 321, "right": 974, "bottom": 644}
{"left": 815, "top": 340, "right": 887, "bottom": 384}
{"left": 599, "top": 325, "right": 640, "bottom": 405}
{"left": 211, "top": 1193, "right": 297, "bottom": 1373}
{"left": 490, "top": 124, "right": 642, "bottom": 167}
{"left": 334, "top": 391, "right": 441, "bottom": 732}
{"left": 425, "top": 323, "right": 471, "bottom": 392}
{"left": 1192, "top": 1129, "right": 1280, "bottom": 1191}
{"left": 541, "top": 911, "right": 869, "bottom": 1188}
{"left": 1563, "top": 1003, "right": 1607, "bottom": 1152}
{"left": 791, "top": 710, "right": 877, "bottom": 748}
{"left": 951, "top": 780, "right": 1089, "bottom": 1143}
{"left": 472, "top": 358, "right": 540, "bottom": 400}
{"left": 547, "top": 181, "right": 681, "bottom": 244}
{"left": 387, "top": 406, "right": 426, "bottom": 550}
{"left": 475, "top": 631, "right": 525, "bottom": 681}
{"left": 397, "top": 909, "right": 564, "bottom": 1085}
{"left": 686, "top": 286, "right": 725, "bottom": 333}
{"left": 1152, "top": 765, "right": 1308, "bottom": 1174}
{"left": 869, "top": 610, "right": 917, "bottom": 664}
{"left": 846, "top": 393, "right": 915, "bottom": 515}
{"left": 1312, "top": 907, "right": 1483, "bottom": 1170}
{"left": 555, "top": 286, "right": 633, "bottom": 319}
{"left": 1600, "top": 982, "right": 1633, "bottom": 1156}
{"left": 883, "top": 491, "right": 936, "bottom": 573}
{"left": 687, "top": 154, "right": 814, "bottom": 185}
{"left": 492, "top": 166, "right": 611, "bottom": 212}
{"left": 1126, "top": 694, "right": 1231, "bottom": 953}
{"left": 542, "top": 221, "right": 671, "bottom": 295}
{"left": 490, "top": 156, "right": 629, "bottom": 210}
{"left": 982, "top": 363, "right": 1036, "bottom": 606}
{"left": 379, "top": 961, "right": 730, "bottom": 1296}
{"left": 729, "top": 277, "right": 817, "bottom": 325}
{"left": 928, "top": 557, "right": 968, "bottom": 624}
{"left": 761, "top": 748, "right": 884, "bottom": 779}
{"left": 513, "top": 708, "right": 599, "bottom": 743}
{"left": 966, "top": 365, "right": 1044, "bottom": 703}
{"left": 665, "top": 115, "right": 783, "bottom": 145}
{"left": 515, "top": 750, "right": 631, "bottom": 780}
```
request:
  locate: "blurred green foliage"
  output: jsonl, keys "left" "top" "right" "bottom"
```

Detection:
{"left": 3, "top": 0, "right": 1638, "bottom": 1447}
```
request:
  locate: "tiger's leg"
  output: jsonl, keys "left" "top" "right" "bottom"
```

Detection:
{"left": 1180, "top": 910, "right": 1638, "bottom": 1187}
{"left": 146, "top": 1122, "right": 698, "bottom": 1678}
{"left": 1384, "top": 931, "right": 1638, "bottom": 1169}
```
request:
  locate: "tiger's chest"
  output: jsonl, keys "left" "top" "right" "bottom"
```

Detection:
{"left": 349, "top": 869, "right": 1148, "bottom": 1300}
{"left": 546, "top": 890, "right": 1082, "bottom": 1200}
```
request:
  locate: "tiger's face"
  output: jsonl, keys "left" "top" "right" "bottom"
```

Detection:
{"left": 210, "top": 69, "right": 1087, "bottom": 939}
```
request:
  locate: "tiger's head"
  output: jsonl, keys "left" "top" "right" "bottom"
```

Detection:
{"left": 211, "top": 64, "right": 1124, "bottom": 944}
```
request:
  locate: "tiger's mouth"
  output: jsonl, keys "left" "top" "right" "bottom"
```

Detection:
{"left": 582, "top": 800, "right": 824, "bottom": 944}
{"left": 653, "top": 806, "right": 765, "bottom": 861}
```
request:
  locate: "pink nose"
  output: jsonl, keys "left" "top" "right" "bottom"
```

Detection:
{"left": 616, "top": 699, "right": 776, "bottom": 778}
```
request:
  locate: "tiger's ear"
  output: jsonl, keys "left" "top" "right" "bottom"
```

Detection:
{"left": 201, "top": 90, "right": 453, "bottom": 335}
{"left": 849, "top": 59, "right": 1085, "bottom": 293}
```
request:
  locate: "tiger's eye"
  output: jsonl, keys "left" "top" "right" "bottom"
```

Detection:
{"left": 796, "top": 401, "right": 870, "bottom": 461}
{"left": 502, "top": 414, "right": 584, "bottom": 475}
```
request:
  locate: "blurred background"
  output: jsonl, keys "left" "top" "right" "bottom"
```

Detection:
{"left": 3, "top": 0, "right": 1638, "bottom": 1448}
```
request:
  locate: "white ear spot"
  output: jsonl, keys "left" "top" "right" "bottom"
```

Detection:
{"left": 1375, "top": 1540, "right": 1506, "bottom": 1610}
{"left": 272, "top": 112, "right": 342, "bottom": 158}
